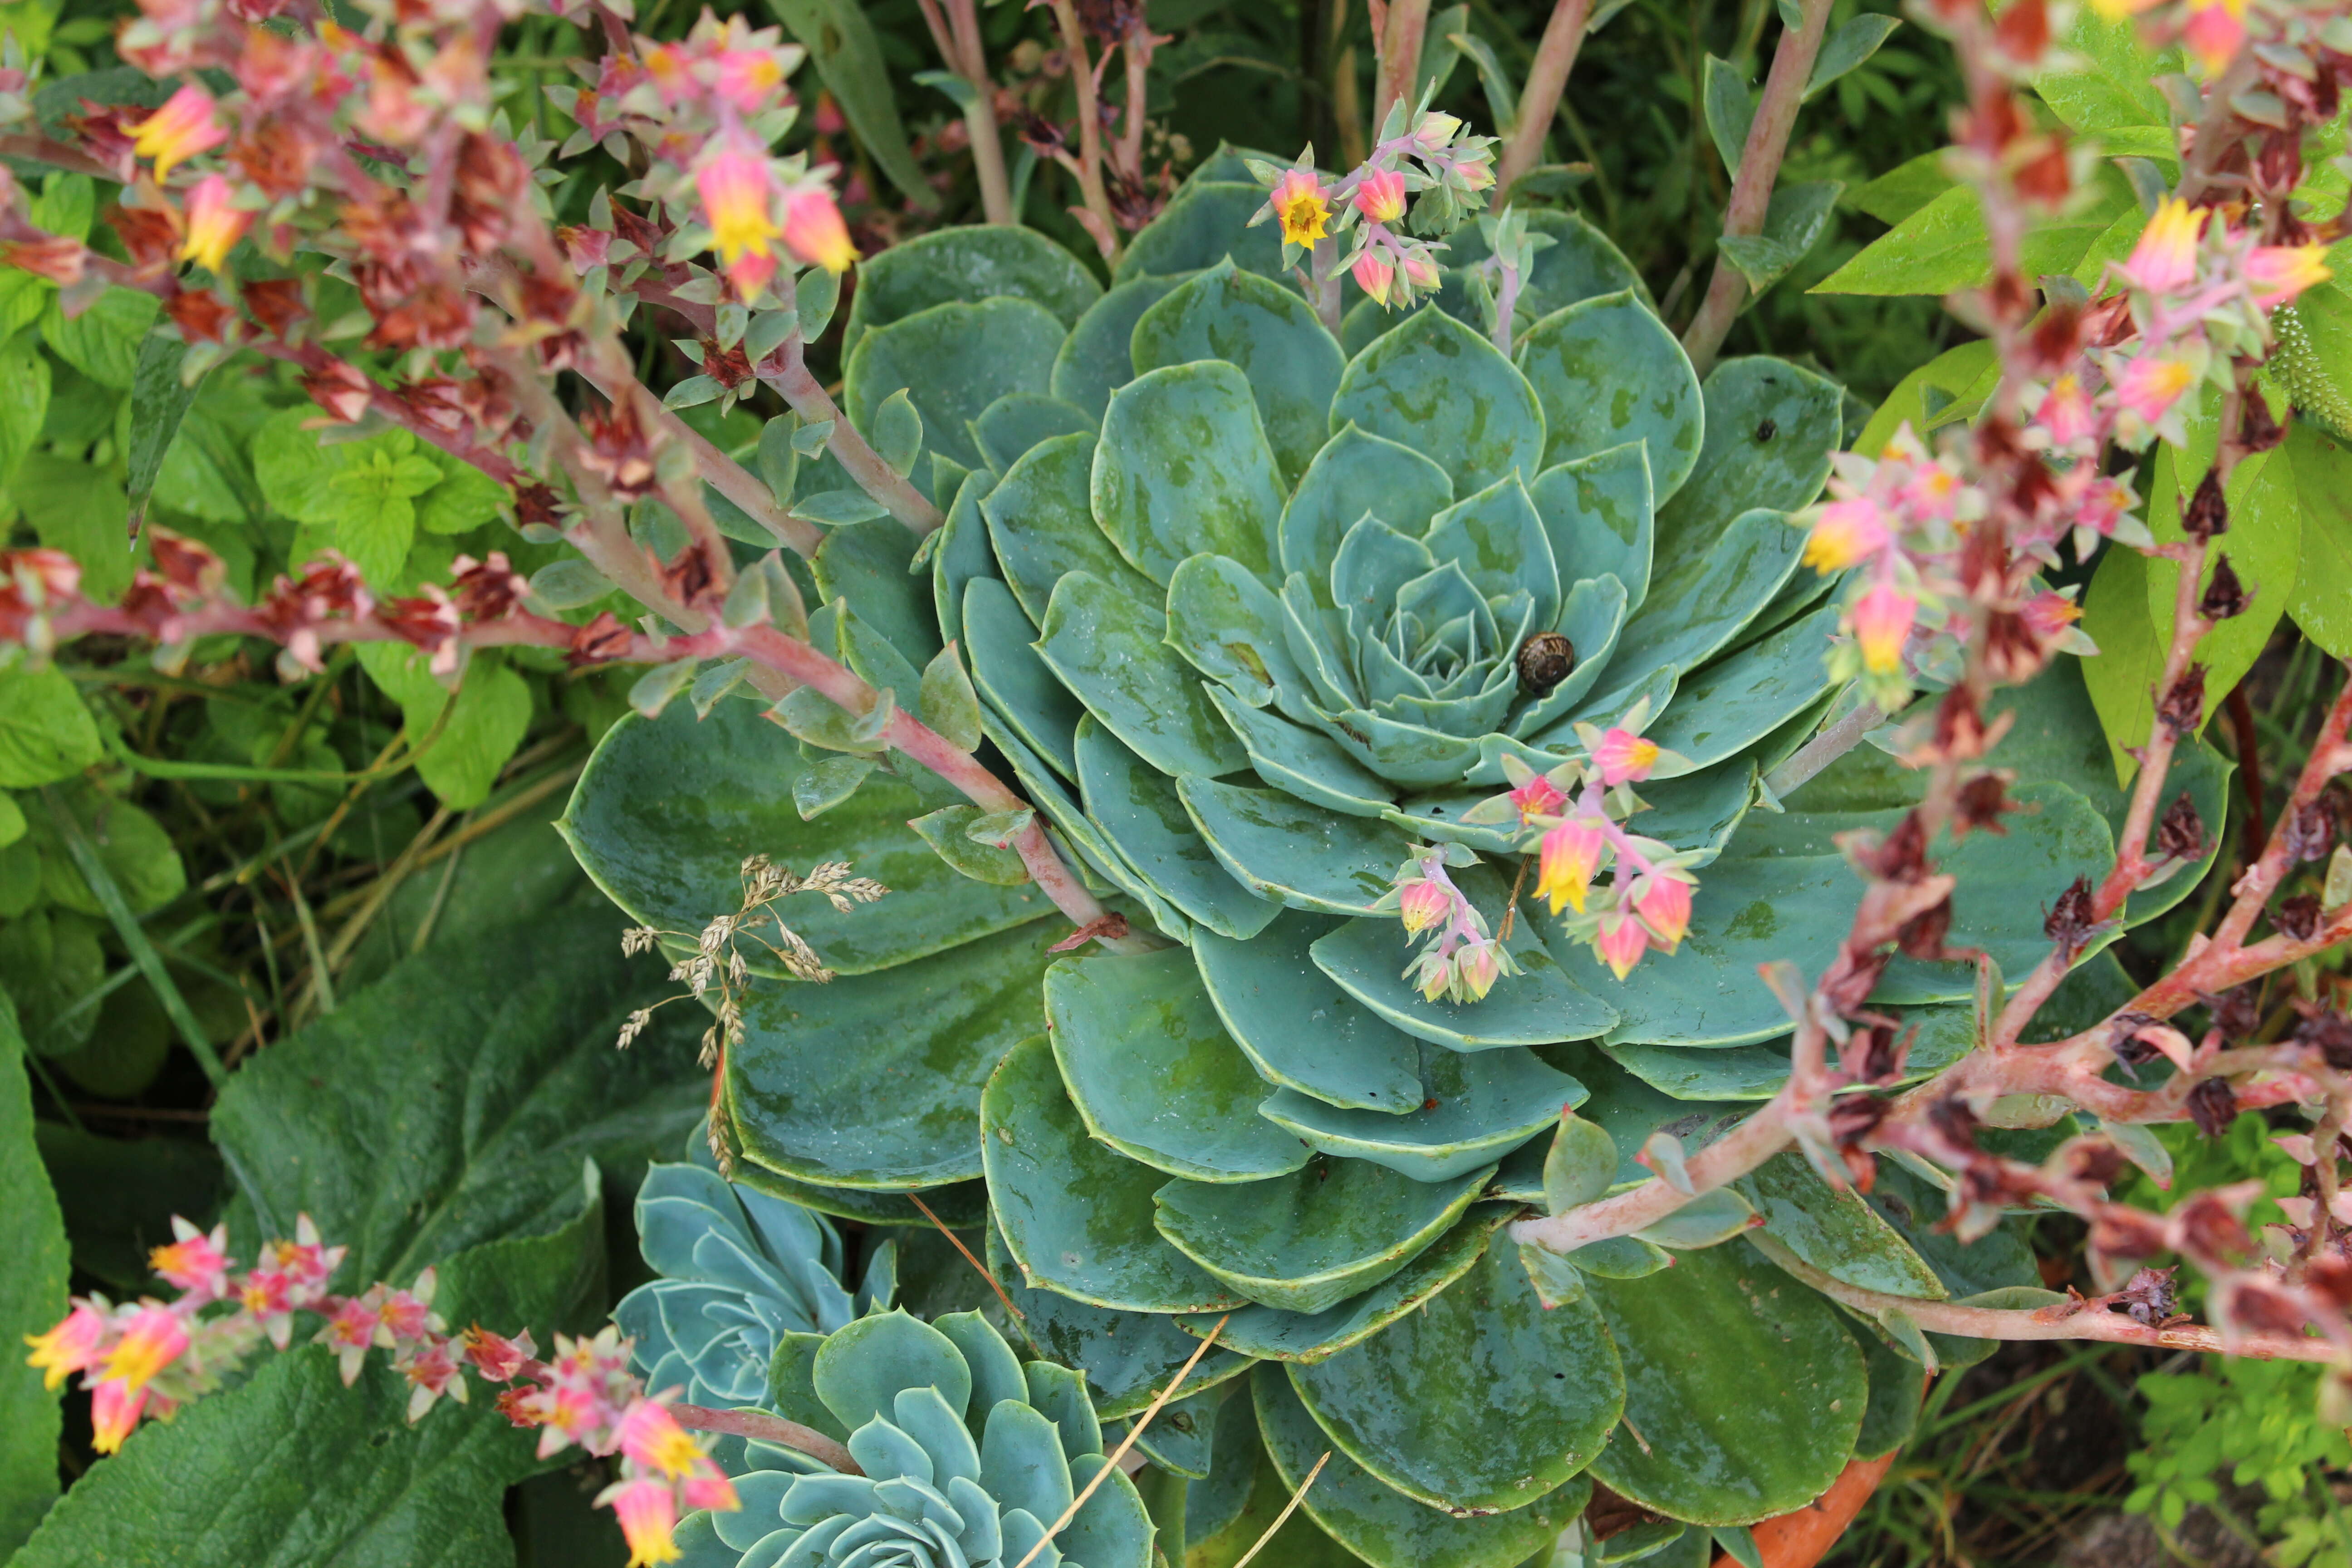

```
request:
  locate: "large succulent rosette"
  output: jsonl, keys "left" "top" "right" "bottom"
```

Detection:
{"left": 565, "top": 157, "right": 2231, "bottom": 1564}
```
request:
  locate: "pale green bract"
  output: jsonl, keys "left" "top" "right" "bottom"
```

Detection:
{"left": 564, "top": 155, "right": 2233, "bottom": 1567}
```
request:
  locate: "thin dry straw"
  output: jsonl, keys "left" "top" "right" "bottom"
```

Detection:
{"left": 1009, "top": 1316, "right": 1230, "bottom": 1568}
{"left": 907, "top": 1192, "right": 1025, "bottom": 1320}
{"left": 1230, "top": 1450, "right": 1332, "bottom": 1567}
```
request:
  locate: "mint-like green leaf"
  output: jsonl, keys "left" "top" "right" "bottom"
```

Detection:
{"left": 413, "top": 454, "right": 508, "bottom": 536}
{"left": 0, "top": 667, "right": 100, "bottom": 788}
{"left": 0, "top": 329, "right": 51, "bottom": 487}
{"left": 40, "top": 287, "right": 158, "bottom": 391}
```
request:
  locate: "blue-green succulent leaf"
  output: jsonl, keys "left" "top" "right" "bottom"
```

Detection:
{"left": 1093, "top": 360, "right": 1289, "bottom": 586}
{"left": 1258, "top": 1367, "right": 1592, "bottom": 1568}
{"left": 971, "top": 392, "right": 1097, "bottom": 474}
{"left": 1436, "top": 208, "right": 1645, "bottom": 325}
{"left": 814, "top": 518, "right": 941, "bottom": 673}
{"left": 1193, "top": 907, "right": 1426, "bottom": 1113}
{"left": 980, "top": 1399, "right": 1077, "bottom": 1527}
{"left": 1653, "top": 358, "right": 1842, "bottom": 584}
{"left": 931, "top": 1312, "right": 1029, "bottom": 1444}
{"left": 1638, "top": 601, "right": 1841, "bottom": 772}
{"left": 1109, "top": 1386, "right": 1225, "bottom": 1479}
{"left": 982, "top": 1034, "right": 1244, "bottom": 1311}
{"left": 562, "top": 702, "right": 1043, "bottom": 978}
{"left": 729, "top": 918, "right": 1057, "bottom": 1190}
{"left": 1504, "top": 573, "right": 1628, "bottom": 736}
{"left": 1608, "top": 508, "right": 1808, "bottom": 691}
{"left": 845, "top": 297, "right": 1066, "bottom": 471}
{"left": 1052, "top": 274, "right": 1191, "bottom": 421}
{"left": 1529, "top": 444, "right": 1656, "bottom": 613}
{"left": 1331, "top": 515, "right": 1438, "bottom": 625}
{"left": 1073, "top": 718, "right": 1279, "bottom": 940}
{"left": 981, "top": 432, "right": 1158, "bottom": 626}
{"left": 812, "top": 1310, "right": 975, "bottom": 1432}
{"left": 963, "top": 578, "right": 1085, "bottom": 778}
{"left": 1186, "top": 1392, "right": 1262, "bottom": 1541}
{"left": 1166, "top": 552, "right": 1313, "bottom": 715}
{"left": 1422, "top": 473, "right": 1560, "bottom": 631}
{"left": 1735, "top": 1152, "right": 1947, "bottom": 1299}
{"left": 1203, "top": 685, "right": 1398, "bottom": 818}
{"left": 892, "top": 1386, "right": 984, "bottom": 1485}
{"left": 1131, "top": 260, "right": 1347, "bottom": 484}
{"left": 1515, "top": 290, "right": 1705, "bottom": 502}
{"left": 1282, "top": 426, "right": 1457, "bottom": 605}
{"left": 1060, "top": 1452, "right": 1156, "bottom": 1568}
{"left": 1044, "top": 951, "right": 1314, "bottom": 1182}
{"left": 1037, "top": 571, "right": 1250, "bottom": 779}
{"left": 1153, "top": 1155, "right": 1493, "bottom": 1314}
{"left": 1586, "top": 1245, "right": 1867, "bottom": 1525}
{"left": 1310, "top": 869, "right": 1617, "bottom": 1049}
{"left": 1023, "top": 1360, "right": 1105, "bottom": 1461}
{"left": 1178, "top": 776, "right": 1418, "bottom": 917}
{"left": 989, "top": 1223, "right": 1255, "bottom": 1418}
{"left": 1259, "top": 1046, "right": 1584, "bottom": 1181}
{"left": 985, "top": 719, "right": 1193, "bottom": 943}
{"left": 1116, "top": 181, "right": 1287, "bottom": 280}
{"left": 841, "top": 224, "right": 1102, "bottom": 358}
{"left": 932, "top": 468, "right": 1000, "bottom": 662}
{"left": 1183, "top": 1204, "right": 1512, "bottom": 1363}
{"left": 1288, "top": 1236, "right": 1622, "bottom": 1515}
{"left": 847, "top": 1418, "right": 935, "bottom": 1486}
{"left": 1331, "top": 305, "right": 1546, "bottom": 497}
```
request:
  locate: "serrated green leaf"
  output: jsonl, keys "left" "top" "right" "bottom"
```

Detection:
{"left": 0, "top": 328, "right": 51, "bottom": 487}
{"left": 0, "top": 666, "right": 100, "bottom": 788}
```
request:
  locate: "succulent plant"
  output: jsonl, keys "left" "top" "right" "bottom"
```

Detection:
{"left": 565, "top": 157, "right": 2232, "bottom": 1565}
{"left": 669, "top": 1308, "right": 1155, "bottom": 1568}
{"left": 616, "top": 1142, "right": 888, "bottom": 1418}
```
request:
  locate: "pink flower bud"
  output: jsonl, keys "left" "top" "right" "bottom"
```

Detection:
{"left": 1354, "top": 169, "right": 1407, "bottom": 225}
{"left": 89, "top": 1378, "right": 151, "bottom": 1454}
{"left": 24, "top": 1302, "right": 108, "bottom": 1391}
{"left": 782, "top": 188, "right": 856, "bottom": 274}
{"left": 1398, "top": 877, "right": 1451, "bottom": 936}
{"left": 598, "top": 1476, "right": 679, "bottom": 1568}
{"left": 1454, "top": 940, "right": 1502, "bottom": 1001}
{"left": 1593, "top": 911, "right": 1650, "bottom": 980}
{"left": 130, "top": 85, "right": 225, "bottom": 182}
{"left": 1508, "top": 773, "right": 1567, "bottom": 823}
{"left": 103, "top": 1306, "right": 189, "bottom": 1396}
{"left": 1352, "top": 250, "right": 1394, "bottom": 307}
{"left": 1850, "top": 583, "right": 1916, "bottom": 676}
{"left": 1634, "top": 874, "right": 1692, "bottom": 950}
{"left": 1802, "top": 498, "right": 1890, "bottom": 573}
{"left": 1592, "top": 728, "right": 1661, "bottom": 786}
{"left": 2117, "top": 198, "right": 2201, "bottom": 296}
{"left": 1536, "top": 819, "right": 1604, "bottom": 915}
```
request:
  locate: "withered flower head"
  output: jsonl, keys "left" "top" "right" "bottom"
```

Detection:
{"left": 2155, "top": 792, "right": 2205, "bottom": 864}
{"left": 2182, "top": 470, "right": 2229, "bottom": 539}
{"left": 2285, "top": 799, "right": 2336, "bottom": 862}
{"left": 2156, "top": 664, "right": 2207, "bottom": 738}
{"left": 1953, "top": 773, "right": 2016, "bottom": 838}
{"left": 2186, "top": 1076, "right": 2240, "bottom": 1138}
{"left": 2041, "top": 875, "right": 2098, "bottom": 962}
{"left": 2198, "top": 554, "right": 2249, "bottom": 621}
{"left": 568, "top": 610, "right": 634, "bottom": 667}
{"left": 2275, "top": 892, "right": 2324, "bottom": 942}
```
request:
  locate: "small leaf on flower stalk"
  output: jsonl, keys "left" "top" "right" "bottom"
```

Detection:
{"left": 757, "top": 415, "right": 801, "bottom": 501}
{"left": 797, "top": 488, "right": 889, "bottom": 524}
{"left": 773, "top": 686, "right": 883, "bottom": 754}
{"left": 627, "top": 657, "right": 700, "bottom": 719}
{"left": 794, "top": 755, "right": 877, "bottom": 820}
{"left": 745, "top": 309, "right": 797, "bottom": 365}
{"left": 1638, "top": 1130, "right": 1694, "bottom": 1192}
{"left": 661, "top": 374, "right": 722, "bottom": 410}
{"left": 1516, "top": 1241, "right": 1587, "bottom": 1308}
{"left": 910, "top": 806, "right": 1031, "bottom": 885}
{"left": 965, "top": 808, "right": 1035, "bottom": 848}
{"left": 1713, "top": 1525, "right": 1765, "bottom": 1568}
{"left": 874, "top": 388, "right": 924, "bottom": 477}
{"left": 721, "top": 566, "right": 771, "bottom": 629}
{"left": 1561, "top": 1235, "right": 1672, "bottom": 1279}
{"left": 845, "top": 686, "right": 897, "bottom": 747}
{"left": 1634, "top": 1188, "right": 1755, "bottom": 1249}
{"left": 1872, "top": 1306, "right": 1939, "bottom": 1375}
{"left": 2324, "top": 843, "right": 2352, "bottom": 907}
{"left": 797, "top": 265, "right": 842, "bottom": 341}
{"left": 792, "top": 418, "right": 837, "bottom": 458}
{"left": 689, "top": 657, "right": 752, "bottom": 719}
{"left": 526, "top": 559, "right": 616, "bottom": 612}
{"left": 2101, "top": 1118, "right": 2173, "bottom": 1187}
{"left": 714, "top": 300, "right": 749, "bottom": 353}
{"left": 918, "top": 642, "right": 985, "bottom": 752}
{"left": 1542, "top": 1108, "right": 1618, "bottom": 1213}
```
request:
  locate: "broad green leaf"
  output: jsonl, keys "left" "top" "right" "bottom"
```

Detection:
{"left": 814, "top": 516, "right": 944, "bottom": 673}
{"left": 1044, "top": 949, "right": 1314, "bottom": 1182}
{"left": 1807, "top": 15, "right": 1903, "bottom": 99}
{"left": 561, "top": 698, "right": 1051, "bottom": 977}
{"left": 1704, "top": 54, "right": 1756, "bottom": 174}
{"left": 2142, "top": 441, "right": 2298, "bottom": 721}
{"left": 0, "top": 666, "right": 100, "bottom": 787}
{"left": 2034, "top": 7, "right": 2172, "bottom": 132}
{"left": 0, "top": 995, "right": 69, "bottom": 1555}
{"left": 980, "top": 1034, "right": 1246, "bottom": 1313}
{"left": 1586, "top": 1244, "right": 1866, "bottom": 1524}
{"left": 1814, "top": 169, "right": 2134, "bottom": 295}
{"left": 1154, "top": 1156, "right": 1491, "bottom": 1314}
{"left": 1543, "top": 1108, "right": 1618, "bottom": 1212}
{"left": 1854, "top": 339, "right": 1996, "bottom": 455}
{"left": 760, "top": 0, "right": 937, "bottom": 211}
{"left": 1258, "top": 1366, "right": 1592, "bottom": 1568}
{"left": 1131, "top": 261, "right": 1347, "bottom": 484}
{"left": 730, "top": 918, "right": 1055, "bottom": 1188}
{"left": 412, "top": 452, "right": 507, "bottom": 536}
{"left": 1288, "top": 1237, "right": 1622, "bottom": 1514}
{"left": 14, "top": 453, "right": 135, "bottom": 601}
{"left": 2283, "top": 422, "right": 2352, "bottom": 658}
{"left": 23, "top": 781, "right": 186, "bottom": 916}
{"left": 844, "top": 297, "right": 1065, "bottom": 472}
{"left": 2080, "top": 533, "right": 2167, "bottom": 784}
{"left": 1515, "top": 290, "right": 1702, "bottom": 498}
{"left": 1331, "top": 305, "right": 1547, "bottom": 497}
{"left": 1654, "top": 359, "right": 1841, "bottom": 572}
{"left": 209, "top": 900, "right": 701, "bottom": 1273}
{"left": 839, "top": 226, "right": 1100, "bottom": 358}
{"left": 970, "top": 392, "right": 1095, "bottom": 474}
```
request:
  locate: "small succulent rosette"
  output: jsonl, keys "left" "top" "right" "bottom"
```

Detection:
{"left": 671, "top": 1309, "right": 1153, "bottom": 1568}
